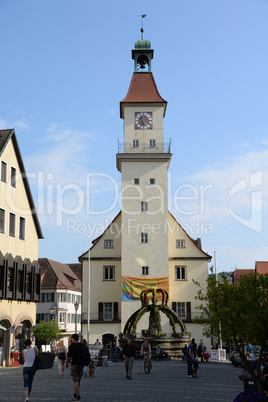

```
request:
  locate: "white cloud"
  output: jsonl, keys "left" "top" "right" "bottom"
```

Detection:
{"left": 14, "top": 119, "right": 29, "bottom": 130}
{"left": 170, "top": 149, "right": 268, "bottom": 232}
{"left": 212, "top": 245, "right": 268, "bottom": 270}
{"left": 0, "top": 118, "right": 10, "bottom": 128}
{"left": 0, "top": 117, "right": 29, "bottom": 130}
{"left": 24, "top": 122, "right": 120, "bottom": 230}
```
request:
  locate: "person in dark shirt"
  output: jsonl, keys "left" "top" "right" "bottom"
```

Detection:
{"left": 186, "top": 340, "right": 195, "bottom": 377}
{"left": 110, "top": 336, "right": 118, "bottom": 362}
{"left": 122, "top": 338, "right": 136, "bottom": 380}
{"left": 66, "top": 334, "right": 90, "bottom": 401}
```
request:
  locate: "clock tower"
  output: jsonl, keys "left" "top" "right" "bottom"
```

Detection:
{"left": 116, "top": 30, "right": 172, "bottom": 326}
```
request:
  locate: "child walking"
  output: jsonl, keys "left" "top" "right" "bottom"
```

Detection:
{"left": 192, "top": 357, "right": 199, "bottom": 378}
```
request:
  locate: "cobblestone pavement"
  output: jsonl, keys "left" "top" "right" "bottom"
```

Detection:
{"left": 0, "top": 359, "right": 243, "bottom": 401}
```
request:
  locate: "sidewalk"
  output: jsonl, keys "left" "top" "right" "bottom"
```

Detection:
{"left": 0, "top": 359, "right": 243, "bottom": 401}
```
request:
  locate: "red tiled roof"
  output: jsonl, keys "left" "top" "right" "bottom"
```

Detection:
{"left": 120, "top": 73, "right": 167, "bottom": 118}
{"left": 231, "top": 269, "right": 254, "bottom": 284}
{"left": 68, "top": 263, "right": 82, "bottom": 282}
{"left": 255, "top": 261, "right": 268, "bottom": 274}
{"left": 39, "top": 258, "right": 82, "bottom": 291}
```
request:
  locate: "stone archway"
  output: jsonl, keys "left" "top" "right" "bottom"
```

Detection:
{"left": 0, "top": 316, "right": 12, "bottom": 367}
{"left": 14, "top": 314, "right": 34, "bottom": 361}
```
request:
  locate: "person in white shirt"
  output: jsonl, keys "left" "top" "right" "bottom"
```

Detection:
{"left": 22, "top": 339, "right": 37, "bottom": 402}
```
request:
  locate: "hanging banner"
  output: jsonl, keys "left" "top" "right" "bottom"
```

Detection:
{"left": 121, "top": 276, "right": 169, "bottom": 301}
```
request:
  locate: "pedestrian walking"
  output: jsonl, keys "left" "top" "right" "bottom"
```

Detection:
{"left": 82, "top": 339, "right": 89, "bottom": 377}
{"left": 192, "top": 357, "right": 199, "bottom": 378}
{"left": 186, "top": 339, "right": 195, "bottom": 377}
{"left": 66, "top": 333, "right": 91, "bottom": 401}
{"left": 122, "top": 338, "right": 136, "bottom": 380}
{"left": 56, "top": 340, "right": 66, "bottom": 378}
{"left": 110, "top": 335, "right": 118, "bottom": 362}
{"left": 21, "top": 339, "right": 37, "bottom": 402}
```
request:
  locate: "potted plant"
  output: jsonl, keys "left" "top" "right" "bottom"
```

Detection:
{"left": 32, "top": 320, "right": 62, "bottom": 369}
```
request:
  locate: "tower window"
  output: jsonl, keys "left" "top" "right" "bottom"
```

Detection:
{"left": 149, "top": 139, "right": 156, "bottom": 147}
{"left": 141, "top": 202, "right": 148, "bottom": 212}
{"left": 142, "top": 266, "right": 149, "bottom": 275}
{"left": 134, "top": 178, "right": 140, "bottom": 185}
{"left": 1, "top": 161, "right": 7, "bottom": 183}
{"left": 104, "top": 240, "right": 113, "bottom": 248}
{"left": 149, "top": 178, "right": 155, "bottom": 185}
{"left": 176, "top": 240, "right": 185, "bottom": 248}
{"left": 11, "top": 166, "right": 16, "bottom": 188}
{"left": 132, "top": 140, "right": 139, "bottom": 147}
{"left": 141, "top": 233, "right": 148, "bottom": 243}
{"left": 175, "top": 266, "right": 186, "bottom": 280}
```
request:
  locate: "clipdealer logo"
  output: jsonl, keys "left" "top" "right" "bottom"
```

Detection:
{"left": 227, "top": 170, "right": 263, "bottom": 232}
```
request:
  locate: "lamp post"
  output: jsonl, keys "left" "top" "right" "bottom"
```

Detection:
{"left": 74, "top": 301, "right": 79, "bottom": 334}
{"left": 49, "top": 304, "right": 56, "bottom": 321}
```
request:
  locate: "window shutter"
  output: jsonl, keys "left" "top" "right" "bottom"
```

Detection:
{"left": 172, "top": 302, "right": 176, "bottom": 312}
{"left": 98, "top": 302, "right": 103, "bottom": 321}
{"left": 186, "top": 302, "right": 191, "bottom": 322}
{"left": 51, "top": 292, "right": 54, "bottom": 302}
{"left": 114, "top": 302, "right": 118, "bottom": 320}
{"left": 41, "top": 293, "right": 45, "bottom": 302}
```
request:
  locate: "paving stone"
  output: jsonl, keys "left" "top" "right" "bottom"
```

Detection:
{"left": 0, "top": 359, "right": 243, "bottom": 401}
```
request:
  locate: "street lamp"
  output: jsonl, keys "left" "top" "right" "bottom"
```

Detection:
{"left": 74, "top": 301, "right": 79, "bottom": 334}
{"left": 49, "top": 304, "right": 56, "bottom": 320}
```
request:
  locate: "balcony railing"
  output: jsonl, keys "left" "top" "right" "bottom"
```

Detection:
{"left": 82, "top": 312, "right": 121, "bottom": 323}
{"left": 117, "top": 141, "right": 171, "bottom": 154}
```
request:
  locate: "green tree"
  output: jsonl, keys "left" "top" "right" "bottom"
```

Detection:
{"left": 194, "top": 272, "right": 268, "bottom": 393}
{"left": 32, "top": 320, "right": 62, "bottom": 350}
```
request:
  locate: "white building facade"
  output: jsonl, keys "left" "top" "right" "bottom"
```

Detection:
{"left": 37, "top": 259, "right": 82, "bottom": 347}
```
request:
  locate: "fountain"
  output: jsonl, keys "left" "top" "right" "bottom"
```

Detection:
{"left": 119, "top": 288, "right": 190, "bottom": 358}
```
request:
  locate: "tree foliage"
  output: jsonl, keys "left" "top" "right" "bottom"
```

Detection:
{"left": 32, "top": 320, "right": 62, "bottom": 347}
{"left": 194, "top": 272, "right": 268, "bottom": 392}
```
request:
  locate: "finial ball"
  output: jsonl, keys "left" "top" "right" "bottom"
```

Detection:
{"left": 141, "top": 28, "right": 144, "bottom": 33}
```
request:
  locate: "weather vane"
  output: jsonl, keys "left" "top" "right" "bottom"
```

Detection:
{"left": 139, "top": 14, "right": 147, "bottom": 39}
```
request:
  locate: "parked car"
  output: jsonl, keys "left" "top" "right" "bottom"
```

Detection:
{"left": 230, "top": 345, "right": 260, "bottom": 367}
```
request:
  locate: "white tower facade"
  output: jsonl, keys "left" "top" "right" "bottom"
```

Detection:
{"left": 117, "top": 38, "right": 172, "bottom": 327}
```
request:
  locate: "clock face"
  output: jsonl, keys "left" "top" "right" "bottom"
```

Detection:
{"left": 135, "top": 112, "right": 153, "bottom": 130}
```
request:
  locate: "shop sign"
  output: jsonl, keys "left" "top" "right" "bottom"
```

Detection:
{"left": 218, "top": 349, "right": 226, "bottom": 361}
{"left": 10, "top": 325, "right": 16, "bottom": 334}
{"left": 16, "top": 324, "right": 23, "bottom": 334}
{"left": 211, "top": 349, "right": 219, "bottom": 362}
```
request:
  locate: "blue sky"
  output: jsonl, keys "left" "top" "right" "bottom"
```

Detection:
{"left": 1, "top": 0, "right": 268, "bottom": 270}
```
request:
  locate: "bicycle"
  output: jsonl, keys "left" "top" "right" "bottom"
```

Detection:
{"left": 144, "top": 353, "right": 151, "bottom": 374}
